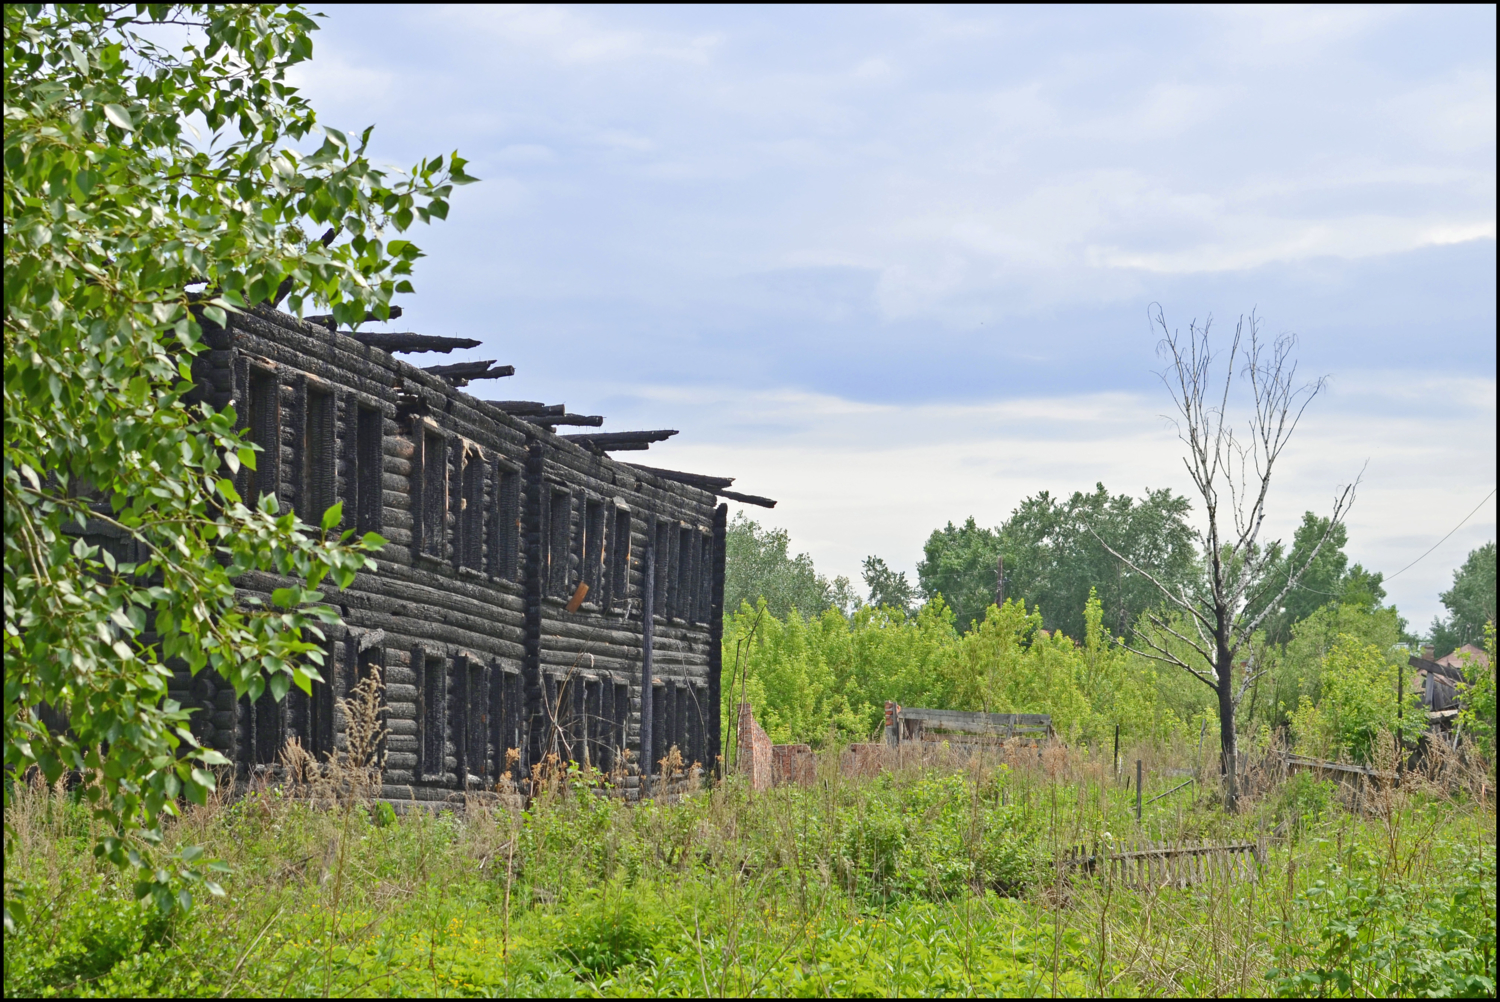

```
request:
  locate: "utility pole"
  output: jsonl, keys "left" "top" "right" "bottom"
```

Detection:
{"left": 995, "top": 554, "right": 1005, "bottom": 608}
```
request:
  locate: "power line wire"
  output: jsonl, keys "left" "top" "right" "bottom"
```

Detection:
{"left": 1385, "top": 486, "right": 1497, "bottom": 582}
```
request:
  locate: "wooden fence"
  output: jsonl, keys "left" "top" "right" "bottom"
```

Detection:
{"left": 1063, "top": 838, "right": 1263, "bottom": 889}
{"left": 887, "top": 705, "right": 1053, "bottom": 747}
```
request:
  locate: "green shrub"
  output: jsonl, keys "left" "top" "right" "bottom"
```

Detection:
{"left": 1270, "top": 849, "right": 1497, "bottom": 998}
{"left": 553, "top": 881, "right": 664, "bottom": 975}
{"left": 3, "top": 875, "right": 171, "bottom": 997}
{"left": 1273, "top": 772, "right": 1337, "bottom": 834}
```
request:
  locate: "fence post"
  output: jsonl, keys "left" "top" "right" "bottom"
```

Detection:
{"left": 1136, "top": 759, "right": 1143, "bottom": 822}
{"left": 1113, "top": 724, "right": 1120, "bottom": 780}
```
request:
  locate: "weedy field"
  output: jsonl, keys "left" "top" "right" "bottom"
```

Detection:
{"left": 3, "top": 737, "right": 1494, "bottom": 998}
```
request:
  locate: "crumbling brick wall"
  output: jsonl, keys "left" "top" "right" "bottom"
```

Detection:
{"left": 737, "top": 703, "right": 772, "bottom": 791}
{"left": 773, "top": 744, "right": 814, "bottom": 786}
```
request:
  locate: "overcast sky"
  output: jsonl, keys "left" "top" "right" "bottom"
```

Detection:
{"left": 291, "top": 4, "right": 1496, "bottom": 630}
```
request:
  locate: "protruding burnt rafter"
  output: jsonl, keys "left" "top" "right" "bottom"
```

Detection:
{"left": 305, "top": 305, "right": 404, "bottom": 331}
{"left": 421, "top": 360, "right": 516, "bottom": 386}
{"left": 487, "top": 401, "right": 565, "bottom": 417}
{"left": 625, "top": 464, "right": 734, "bottom": 492}
{"left": 625, "top": 464, "right": 776, "bottom": 507}
{"left": 719, "top": 488, "right": 777, "bottom": 508}
{"left": 561, "top": 430, "right": 678, "bottom": 454}
{"left": 349, "top": 331, "right": 482, "bottom": 354}
{"left": 524, "top": 414, "right": 604, "bottom": 428}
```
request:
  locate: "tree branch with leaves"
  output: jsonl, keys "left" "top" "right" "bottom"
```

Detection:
{"left": 3, "top": 3, "right": 474, "bottom": 926}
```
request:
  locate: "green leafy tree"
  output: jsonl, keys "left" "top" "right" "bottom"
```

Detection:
{"left": 999, "top": 482, "right": 1196, "bottom": 641}
{"left": 1263, "top": 600, "right": 1406, "bottom": 731}
{"left": 1288, "top": 634, "right": 1422, "bottom": 764}
{"left": 1250, "top": 512, "right": 1398, "bottom": 645}
{"left": 917, "top": 517, "right": 1002, "bottom": 632}
{"left": 1457, "top": 621, "right": 1495, "bottom": 770}
{"left": 723, "top": 513, "right": 853, "bottom": 619}
{"left": 861, "top": 555, "right": 915, "bottom": 614}
{"left": 3, "top": 3, "right": 471, "bottom": 922}
{"left": 1430, "top": 542, "right": 1497, "bottom": 658}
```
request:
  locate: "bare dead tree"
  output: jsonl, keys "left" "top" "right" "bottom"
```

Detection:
{"left": 1092, "top": 306, "right": 1357, "bottom": 812}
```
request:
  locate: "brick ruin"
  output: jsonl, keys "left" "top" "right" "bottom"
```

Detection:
{"left": 94, "top": 302, "right": 775, "bottom": 805}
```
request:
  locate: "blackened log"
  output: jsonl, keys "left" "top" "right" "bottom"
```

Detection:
{"left": 487, "top": 401, "right": 565, "bottom": 417}
{"left": 305, "top": 305, "right": 405, "bottom": 331}
{"left": 625, "top": 464, "right": 734, "bottom": 491}
{"left": 525, "top": 414, "right": 604, "bottom": 428}
{"left": 350, "top": 332, "right": 483, "bottom": 354}
{"left": 561, "top": 430, "right": 678, "bottom": 453}
{"left": 718, "top": 488, "right": 776, "bottom": 508}
{"left": 422, "top": 360, "right": 516, "bottom": 386}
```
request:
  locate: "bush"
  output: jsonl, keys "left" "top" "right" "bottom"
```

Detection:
{"left": 1270, "top": 848, "right": 1497, "bottom": 998}
{"left": 1272, "top": 772, "right": 1336, "bottom": 834}
{"left": 1289, "top": 633, "right": 1420, "bottom": 763}
{"left": 554, "top": 881, "right": 664, "bottom": 975}
{"left": 3, "top": 875, "right": 172, "bottom": 996}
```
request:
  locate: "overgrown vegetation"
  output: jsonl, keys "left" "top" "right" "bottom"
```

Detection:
{"left": 4, "top": 735, "right": 1492, "bottom": 997}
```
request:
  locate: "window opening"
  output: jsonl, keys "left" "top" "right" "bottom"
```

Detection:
{"left": 491, "top": 466, "right": 520, "bottom": 580}
{"left": 653, "top": 520, "right": 672, "bottom": 619}
{"left": 459, "top": 449, "right": 485, "bottom": 572}
{"left": 583, "top": 498, "right": 605, "bottom": 601}
{"left": 548, "top": 490, "right": 572, "bottom": 596}
{"left": 252, "top": 685, "right": 282, "bottom": 766}
{"left": 246, "top": 369, "right": 280, "bottom": 507}
{"left": 421, "top": 430, "right": 447, "bottom": 559}
{"left": 300, "top": 387, "right": 336, "bottom": 527}
{"left": 607, "top": 507, "right": 631, "bottom": 610}
{"left": 354, "top": 406, "right": 383, "bottom": 534}
{"left": 416, "top": 648, "right": 447, "bottom": 780}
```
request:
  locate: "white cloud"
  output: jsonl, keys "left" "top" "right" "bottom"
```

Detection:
{"left": 583, "top": 371, "right": 1495, "bottom": 628}
{"left": 438, "top": 4, "right": 722, "bottom": 65}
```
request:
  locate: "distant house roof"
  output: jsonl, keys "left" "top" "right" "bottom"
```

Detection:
{"left": 1410, "top": 655, "right": 1463, "bottom": 684}
{"left": 1436, "top": 643, "right": 1489, "bottom": 671}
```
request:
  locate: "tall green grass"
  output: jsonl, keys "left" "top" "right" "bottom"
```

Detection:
{"left": 4, "top": 739, "right": 1494, "bottom": 997}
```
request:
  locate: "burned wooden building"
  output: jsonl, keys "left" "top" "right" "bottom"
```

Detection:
{"left": 171, "top": 303, "right": 772, "bottom": 804}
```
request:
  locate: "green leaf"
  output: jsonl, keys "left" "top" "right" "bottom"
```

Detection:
{"left": 103, "top": 103, "right": 134, "bottom": 130}
{"left": 321, "top": 501, "right": 343, "bottom": 531}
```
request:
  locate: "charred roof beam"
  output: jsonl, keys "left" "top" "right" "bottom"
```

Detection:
{"left": 349, "top": 331, "right": 482, "bottom": 354}
{"left": 422, "top": 360, "right": 516, "bottom": 386}
{"left": 525, "top": 413, "right": 604, "bottom": 427}
{"left": 561, "top": 429, "right": 677, "bottom": 454}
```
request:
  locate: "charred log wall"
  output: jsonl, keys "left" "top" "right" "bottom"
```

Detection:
{"left": 177, "top": 305, "right": 722, "bottom": 802}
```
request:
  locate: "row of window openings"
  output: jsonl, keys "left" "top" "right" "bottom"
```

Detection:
{"left": 644, "top": 680, "right": 712, "bottom": 776}
{"left": 415, "top": 652, "right": 634, "bottom": 784}
{"left": 414, "top": 427, "right": 523, "bottom": 582}
{"left": 240, "top": 646, "right": 711, "bottom": 785}
{"left": 240, "top": 369, "right": 383, "bottom": 537}
{"left": 240, "top": 641, "right": 379, "bottom": 769}
{"left": 240, "top": 373, "right": 713, "bottom": 615}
